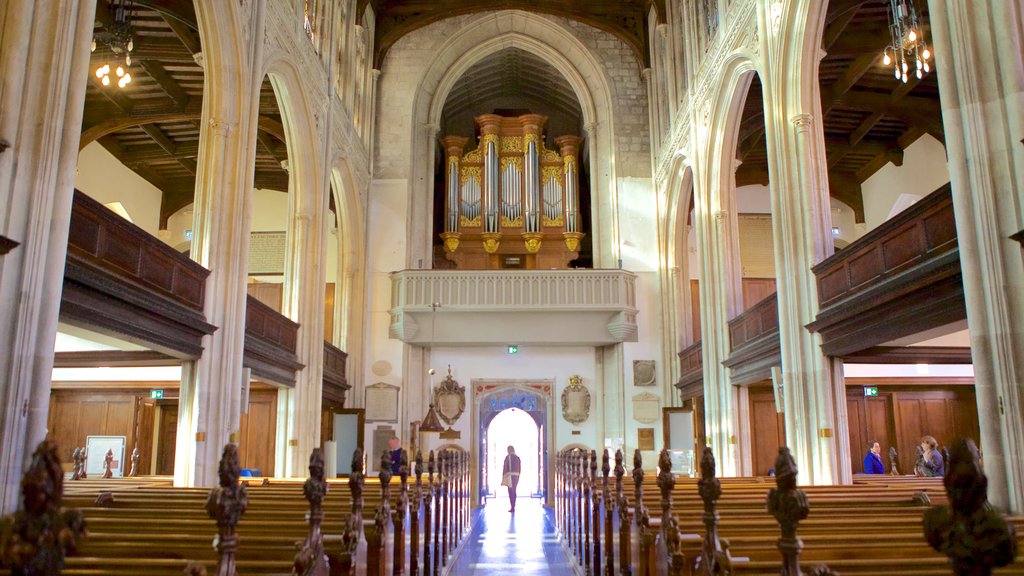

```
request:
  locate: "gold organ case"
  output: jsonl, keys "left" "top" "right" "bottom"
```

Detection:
{"left": 438, "top": 113, "right": 584, "bottom": 270}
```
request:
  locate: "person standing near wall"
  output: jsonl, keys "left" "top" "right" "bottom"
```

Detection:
{"left": 502, "top": 446, "right": 521, "bottom": 513}
{"left": 863, "top": 441, "right": 885, "bottom": 474}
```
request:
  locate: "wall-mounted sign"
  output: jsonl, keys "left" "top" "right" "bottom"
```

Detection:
{"left": 561, "top": 375, "right": 591, "bottom": 425}
{"left": 507, "top": 345, "right": 519, "bottom": 354}
{"left": 365, "top": 382, "right": 399, "bottom": 422}
{"left": 149, "top": 389, "right": 164, "bottom": 399}
{"left": 864, "top": 386, "right": 879, "bottom": 397}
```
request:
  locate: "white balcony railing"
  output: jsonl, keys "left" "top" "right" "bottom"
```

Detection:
{"left": 389, "top": 269, "right": 638, "bottom": 346}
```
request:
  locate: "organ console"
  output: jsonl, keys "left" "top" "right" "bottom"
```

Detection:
{"left": 439, "top": 113, "right": 585, "bottom": 269}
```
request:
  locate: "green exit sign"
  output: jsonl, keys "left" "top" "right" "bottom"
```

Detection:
{"left": 863, "top": 386, "right": 878, "bottom": 397}
{"left": 507, "top": 345, "right": 519, "bottom": 354}
{"left": 150, "top": 389, "right": 164, "bottom": 399}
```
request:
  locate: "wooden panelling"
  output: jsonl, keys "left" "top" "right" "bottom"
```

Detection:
{"left": 62, "top": 191, "right": 216, "bottom": 358}
{"left": 323, "top": 341, "right": 349, "bottom": 406}
{"left": 238, "top": 389, "right": 279, "bottom": 476}
{"left": 676, "top": 340, "right": 703, "bottom": 398}
{"left": 243, "top": 295, "right": 303, "bottom": 386}
{"left": 53, "top": 350, "right": 179, "bottom": 368}
{"left": 808, "top": 185, "right": 965, "bottom": 357}
{"left": 742, "top": 278, "right": 776, "bottom": 310}
{"left": 155, "top": 403, "right": 178, "bottom": 475}
{"left": 48, "top": 391, "right": 141, "bottom": 469}
{"left": 725, "top": 292, "right": 780, "bottom": 385}
{"left": 749, "top": 385, "right": 786, "bottom": 476}
{"left": 845, "top": 383, "right": 978, "bottom": 476}
{"left": 246, "top": 282, "right": 337, "bottom": 343}
{"left": 843, "top": 346, "right": 973, "bottom": 364}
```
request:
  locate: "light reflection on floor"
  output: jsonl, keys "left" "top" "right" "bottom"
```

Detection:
{"left": 448, "top": 495, "right": 573, "bottom": 575}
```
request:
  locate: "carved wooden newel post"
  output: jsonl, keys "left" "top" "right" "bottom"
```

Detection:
{"left": 923, "top": 438, "right": 1017, "bottom": 576}
{"left": 393, "top": 449, "right": 409, "bottom": 575}
{"left": 205, "top": 444, "right": 249, "bottom": 576}
{"left": 766, "top": 447, "right": 837, "bottom": 576}
{"left": 369, "top": 451, "right": 392, "bottom": 576}
{"left": 0, "top": 440, "right": 87, "bottom": 576}
{"left": 440, "top": 451, "right": 450, "bottom": 566}
{"left": 603, "top": 449, "right": 614, "bottom": 576}
{"left": 431, "top": 451, "right": 441, "bottom": 576}
{"left": 631, "top": 450, "right": 653, "bottom": 576}
{"left": 615, "top": 449, "right": 629, "bottom": 576}
{"left": 591, "top": 449, "right": 601, "bottom": 576}
{"left": 694, "top": 447, "right": 732, "bottom": 575}
{"left": 657, "top": 449, "right": 685, "bottom": 576}
{"left": 128, "top": 447, "right": 139, "bottom": 477}
{"left": 339, "top": 448, "right": 365, "bottom": 576}
{"left": 294, "top": 448, "right": 329, "bottom": 576}
{"left": 101, "top": 449, "right": 114, "bottom": 479}
{"left": 70, "top": 448, "right": 84, "bottom": 481}
{"left": 411, "top": 450, "right": 422, "bottom": 576}
{"left": 424, "top": 451, "right": 434, "bottom": 576}
{"left": 583, "top": 450, "right": 592, "bottom": 575}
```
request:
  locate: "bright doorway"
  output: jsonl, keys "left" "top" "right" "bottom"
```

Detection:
{"left": 485, "top": 407, "right": 539, "bottom": 497}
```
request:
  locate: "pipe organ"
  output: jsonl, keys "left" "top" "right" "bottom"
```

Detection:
{"left": 439, "top": 114, "right": 585, "bottom": 269}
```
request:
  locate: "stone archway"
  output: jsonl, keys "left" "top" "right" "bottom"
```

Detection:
{"left": 472, "top": 379, "right": 554, "bottom": 507}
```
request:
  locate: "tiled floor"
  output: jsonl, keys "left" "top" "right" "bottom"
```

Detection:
{"left": 448, "top": 496, "right": 573, "bottom": 575}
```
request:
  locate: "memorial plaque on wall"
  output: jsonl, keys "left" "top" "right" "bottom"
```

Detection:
{"left": 633, "top": 360, "right": 656, "bottom": 387}
{"left": 364, "top": 382, "right": 399, "bottom": 422}
{"left": 637, "top": 428, "right": 656, "bottom": 451}
{"left": 632, "top": 392, "right": 660, "bottom": 424}
{"left": 248, "top": 231, "right": 287, "bottom": 275}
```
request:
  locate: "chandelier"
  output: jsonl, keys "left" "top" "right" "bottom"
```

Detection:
{"left": 91, "top": 0, "right": 135, "bottom": 88}
{"left": 882, "top": 0, "right": 931, "bottom": 83}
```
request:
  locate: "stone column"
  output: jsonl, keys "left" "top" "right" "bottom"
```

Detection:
{"left": 186, "top": 1, "right": 262, "bottom": 487}
{"left": 692, "top": 155, "right": 744, "bottom": 476}
{"left": 928, "top": 0, "right": 1024, "bottom": 512}
{"left": 0, "top": 0, "right": 97, "bottom": 512}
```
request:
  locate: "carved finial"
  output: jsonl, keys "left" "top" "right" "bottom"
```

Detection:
{"left": 0, "top": 440, "right": 88, "bottom": 575}
{"left": 428, "top": 450, "right": 435, "bottom": 483}
{"left": 400, "top": 449, "right": 409, "bottom": 489}
{"left": 614, "top": 449, "right": 624, "bottom": 485}
{"left": 128, "top": 447, "right": 140, "bottom": 477}
{"left": 632, "top": 449, "right": 644, "bottom": 486}
{"left": 205, "top": 444, "right": 248, "bottom": 576}
{"left": 71, "top": 448, "right": 83, "bottom": 481}
{"left": 766, "top": 447, "right": 812, "bottom": 576}
{"left": 602, "top": 449, "right": 610, "bottom": 480}
{"left": 694, "top": 446, "right": 733, "bottom": 575}
{"left": 889, "top": 446, "right": 899, "bottom": 475}
{"left": 78, "top": 448, "right": 88, "bottom": 479}
{"left": 415, "top": 450, "right": 423, "bottom": 486}
{"left": 923, "top": 438, "right": 1017, "bottom": 575}
{"left": 101, "top": 449, "right": 114, "bottom": 479}
{"left": 293, "top": 448, "right": 329, "bottom": 576}
{"left": 379, "top": 450, "right": 393, "bottom": 499}
{"left": 590, "top": 449, "right": 598, "bottom": 482}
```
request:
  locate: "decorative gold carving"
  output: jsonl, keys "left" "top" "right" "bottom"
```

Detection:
{"left": 501, "top": 215, "right": 524, "bottom": 227}
{"left": 523, "top": 133, "right": 541, "bottom": 149}
{"left": 460, "top": 166, "right": 481, "bottom": 183}
{"left": 433, "top": 365, "right": 466, "bottom": 426}
{"left": 462, "top": 149, "right": 482, "bottom": 163}
{"left": 439, "top": 232, "right": 460, "bottom": 253}
{"left": 460, "top": 215, "right": 481, "bottom": 227}
{"left": 543, "top": 215, "right": 565, "bottom": 227}
{"left": 500, "top": 136, "right": 523, "bottom": 153}
{"left": 561, "top": 375, "right": 591, "bottom": 425}
{"left": 447, "top": 156, "right": 459, "bottom": 167}
{"left": 480, "top": 134, "right": 498, "bottom": 148}
{"left": 522, "top": 232, "right": 543, "bottom": 254}
{"left": 542, "top": 165, "right": 564, "bottom": 183}
{"left": 564, "top": 155, "right": 576, "bottom": 172}
{"left": 481, "top": 232, "right": 501, "bottom": 254}
{"left": 500, "top": 156, "right": 522, "bottom": 172}
{"left": 541, "top": 148, "right": 561, "bottom": 163}
{"left": 563, "top": 231, "right": 585, "bottom": 252}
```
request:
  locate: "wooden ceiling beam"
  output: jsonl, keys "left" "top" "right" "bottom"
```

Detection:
{"left": 827, "top": 171, "right": 866, "bottom": 223}
{"left": 257, "top": 132, "right": 288, "bottom": 165}
{"left": 80, "top": 110, "right": 202, "bottom": 149}
{"left": 849, "top": 111, "right": 884, "bottom": 147}
{"left": 855, "top": 146, "right": 905, "bottom": 182}
{"left": 140, "top": 124, "right": 197, "bottom": 175}
{"left": 139, "top": 60, "right": 190, "bottom": 110}
{"left": 133, "top": 0, "right": 198, "bottom": 31}
{"left": 159, "top": 11, "right": 201, "bottom": 55}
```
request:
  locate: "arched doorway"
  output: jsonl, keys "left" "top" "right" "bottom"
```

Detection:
{"left": 476, "top": 383, "right": 551, "bottom": 506}
{"left": 485, "top": 408, "right": 540, "bottom": 499}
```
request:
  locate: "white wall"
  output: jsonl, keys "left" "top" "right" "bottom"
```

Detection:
{"left": 75, "top": 143, "right": 163, "bottom": 237}
{"left": 860, "top": 134, "right": 949, "bottom": 235}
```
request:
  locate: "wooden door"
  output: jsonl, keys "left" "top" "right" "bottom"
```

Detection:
{"left": 48, "top": 391, "right": 139, "bottom": 469}
{"left": 135, "top": 399, "right": 157, "bottom": 475}
{"left": 156, "top": 403, "right": 178, "bottom": 475}
{"left": 846, "top": 393, "right": 895, "bottom": 473}
{"left": 238, "top": 388, "right": 278, "bottom": 476}
{"left": 748, "top": 385, "right": 786, "bottom": 476}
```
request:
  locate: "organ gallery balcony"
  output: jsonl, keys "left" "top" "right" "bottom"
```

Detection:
{"left": 388, "top": 269, "right": 639, "bottom": 346}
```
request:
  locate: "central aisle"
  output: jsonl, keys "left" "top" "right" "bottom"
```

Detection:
{"left": 448, "top": 496, "right": 573, "bottom": 575}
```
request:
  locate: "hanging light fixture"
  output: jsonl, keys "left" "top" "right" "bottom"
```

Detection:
{"left": 92, "top": 0, "right": 135, "bottom": 89}
{"left": 881, "top": 0, "right": 931, "bottom": 84}
{"left": 419, "top": 303, "right": 445, "bottom": 434}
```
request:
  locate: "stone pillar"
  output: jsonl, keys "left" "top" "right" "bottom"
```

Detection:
{"left": 763, "top": 110, "right": 844, "bottom": 485}
{"left": 692, "top": 157, "right": 744, "bottom": 476}
{"left": 0, "top": 0, "right": 97, "bottom": 512}
{"left": 928, "top": 0, "right": 1024, "bottom": 512}
{"left": 186, "top": 0, "right": 262, "bottom": 486}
